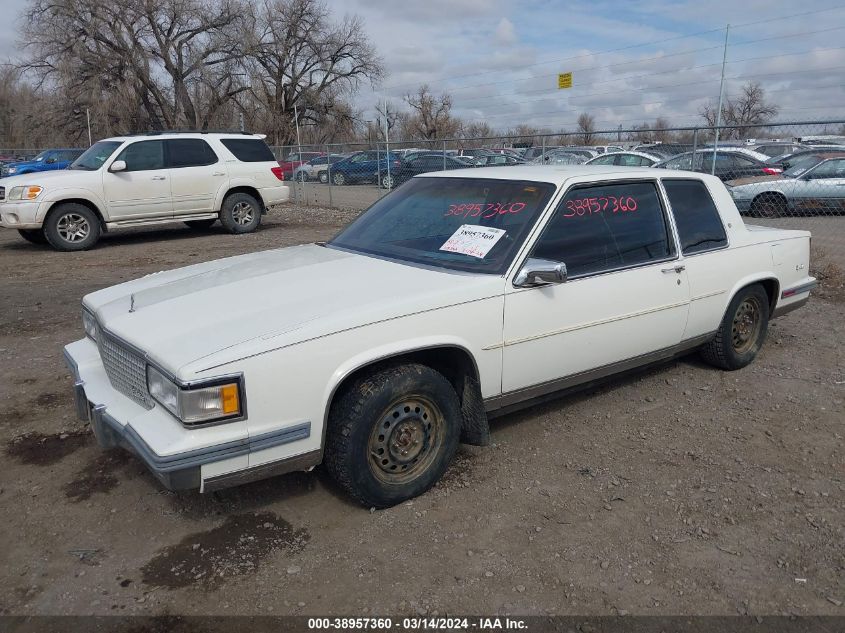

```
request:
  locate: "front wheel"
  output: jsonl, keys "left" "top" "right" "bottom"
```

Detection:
{"left": 750, "top": 193, "right": 787, "bottom": 218}
{"left": 332, "top": 172, "right": 346, "bottom": 186}
{"left": 318, "top": 171, "right": 328, "bottom": 184}
{"left": 220, "top": 193, "right": 261, "bottom": 234}
{"left": 325, "top": 363, "right": 461, "bottom": 508}
{"left": 295, "top": 171, "right": 309, "bottom": 182}
{"left": 700, "top": 284, "right": 770, "bottom": 370}
{"left": 18, "top": 229, "right": 48, "bottom": 244}
{"left": 43, "top": 203, "right": 101, "bottom": 251}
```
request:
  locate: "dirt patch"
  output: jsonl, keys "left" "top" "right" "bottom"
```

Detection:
{"left": 63, "top": 450, "right": 133, "bottom": 502}
{"left": 33, "top": 392, "right": 66, "bottom": 409}
{"left": 5, "top": 429, "right": 91, "bottom": 466}
{"left": 140, "top": 512, "right": 310, "bottom": 589}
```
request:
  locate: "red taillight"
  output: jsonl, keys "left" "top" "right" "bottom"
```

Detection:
{"left": 762, "top": 167, "right": 782, "bottom": 175}
{"left": 271, "top": 166, "right": 284, "bottom": 180}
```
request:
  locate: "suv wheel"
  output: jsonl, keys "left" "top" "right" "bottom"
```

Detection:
{"left": 18, "top": 229, "right": 48, "bottom": 245}
{"left": 220, "top": 192, "right": 261, "bottom": 234}
{"left": 325, "top": 363, "right": 461, "bottom": 508}
{"left": 43, "top": 203, "right": 101, "bottom": 251}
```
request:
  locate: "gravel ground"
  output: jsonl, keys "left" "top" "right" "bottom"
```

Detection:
{"left": 0, "top": 205, "right": 843, "bottom": 617}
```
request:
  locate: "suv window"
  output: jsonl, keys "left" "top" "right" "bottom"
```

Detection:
{"left": 663, "top": 179, "right": 727, "bottom": 254}
{"left": 116, "top": 140, "right": 165, "bottom": 171}
{"left": 167, "top": 139, "right": 218, "bottom": 168}
{"left": 531, "top": 181, "right": 674, "bottom": 278}
{"left": 220, "top": 138, "right": 275, "bottom": 162}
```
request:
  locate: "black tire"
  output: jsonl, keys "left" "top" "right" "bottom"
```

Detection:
{"left": 295, "top": 171, "right": 309, "bottom": 182}
{"left": 700, "top": 284, "right": 770, "bottom": 370}
{"left": 325, "top": 363, "right": 462, "bottom": 508}
{"left": 184, "top": 219, "right": 217, "bottom": 229}
{"left": 332, "top": 172, "right": 346, "bottom": 186}
{"left": 318, "top": 171, "right": 328, "bottom": 184}
{"left": 750, "top": 193, "right": 787, "bottom": 218}
{"left": 220, "top": 192, "right": 261, "bottom": 234}
{"left": 43, "top": 203, "right": 101, "bottom": 251}
{"left": 18, "top": 229, "right": 48, "bottom": 244}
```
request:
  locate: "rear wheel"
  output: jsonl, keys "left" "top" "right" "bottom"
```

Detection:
{"left": 750, "top": 193, "right": 787, "bottom": 218}
{"left": 325, "top": 363, "right": 461, "bottom": 508}
{"left": 184, "top": 219, "right": 217, "bottom": 229}
{"left": 43, "top": 203, "right": 101, "bottom": 251}
{"left": 700, "top": 284, "right": 770, "bottom": 370}
{"left": 220, "top": 193, "right": 261, "bottom": 234}
{"left": 18, "top": 229, "right": 48, "bottom": 245}
{"left": 381, "top": 174, "right": 395, "bottom": 189}
{"left": 296, "top": 171, "right": 309, "bottom": 182}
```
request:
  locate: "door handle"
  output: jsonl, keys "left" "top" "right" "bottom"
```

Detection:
{"left": 661, "top": 265, "right": 686, "bottom": 274}
{"left": 212, "top": 171, "right": 226, "bottom": 176}
{"left": 151, "top": 175, "right": 166, "bottom": 180}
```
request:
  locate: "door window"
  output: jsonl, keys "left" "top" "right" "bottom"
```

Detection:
{"left": 166, "top": 139, "right": 218, "bottom": 168}
{"left": 663, "top": 179, "right": 727, "bottom": 255}
{"left": 590, "top": 155, "right": 616, "bottom": 165}
{"left": 116, "top": 141, "right": 165, "bottom": 171}
{"left": 806, "top": 158, "right": 845, "bottom": 179}
{"left": 530, "top": 181, "right": 675, "bottom": 278}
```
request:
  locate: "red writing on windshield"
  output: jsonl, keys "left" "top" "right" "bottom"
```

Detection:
{"left": 444, "top": 202, "right": 527, "bottom": 219}
{"left": 564, "top": 196, "right": 638, "bottom": 218}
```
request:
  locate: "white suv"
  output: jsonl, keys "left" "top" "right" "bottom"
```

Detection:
{"left": 0, "top": 132, "right": 289, "bottom": 251}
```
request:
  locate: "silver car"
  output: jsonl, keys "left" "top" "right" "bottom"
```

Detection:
{"left": 728, "top": 156, "right": 845, "bottom": 217}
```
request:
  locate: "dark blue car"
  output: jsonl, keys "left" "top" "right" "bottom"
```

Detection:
{"left": 1, "top": 148, "right": 85, "bottom": 178}
{"left": 329, "top": 150, "right": 402, "bottom": 186}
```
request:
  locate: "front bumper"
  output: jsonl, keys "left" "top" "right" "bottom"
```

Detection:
{"left": 63, "top": 337, "right": 317, "bottom": 492}
{"left": 0, "top": 200, "right": 45, "bottom": 229}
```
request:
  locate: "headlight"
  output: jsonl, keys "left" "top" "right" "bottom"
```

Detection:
{"left": 81, "top": 309, "right": 98, "bottom": 341}
{"left": 8, "top": 185, "right": 43, "bottom": 201}
{"left": 6, "top": 166, "right": 17, "bottom": 174}
{"left": 147, "top": 366, "right": 243, "bottom": 426}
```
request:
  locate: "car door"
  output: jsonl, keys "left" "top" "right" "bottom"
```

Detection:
{"left": 102, "top": 140, "right": 172, "bottom": 220}
{"left": 792, "top": 158, "right": 845, "bottom": 214}
{"left": 502, "top": 179, "right": 689, "bottom": 393}
{"left": 166, "top": 138, "right": 224, "bottom": 215}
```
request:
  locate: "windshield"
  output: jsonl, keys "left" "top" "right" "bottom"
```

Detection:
{"left": 783, "top": 155, "right": 824, "bottom": 178}
{"left": 70, "top": 141, "right": 123, "bottom": 170}
{"left": 329, "top": 176, "right": 556, "bottom": 274}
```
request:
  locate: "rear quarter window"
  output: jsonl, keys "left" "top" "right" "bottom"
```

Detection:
{"left": 220, "top": 138, "right": 276, "bottom": 162}
{"left": 663, "top": 179, "right": 727, "bottom": 255}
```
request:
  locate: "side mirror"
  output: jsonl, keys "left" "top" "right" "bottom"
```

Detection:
{"left": 514, "top": 258, "right": 568, "bottom": 288}
{"left": 109, "top": 160, "right": 127, "bottom": 173}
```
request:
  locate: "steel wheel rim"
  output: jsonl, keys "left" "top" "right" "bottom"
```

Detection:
{"left": 731, "top": 297, "right": 761, "bottom": 354}
{"left": 232, "top": 201, "right": 254, "bottom": 225}
{"left": 368, "top": 396, "right": 444, "bottom": 485}
{"left": 383, "top": 175, "right": 393, "bottom": 189}
{"left": 57, "top": 213, "right": 90, "bottom": 242}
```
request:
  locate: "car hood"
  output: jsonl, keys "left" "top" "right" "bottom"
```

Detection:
{"left": 84, "top": 244, "right": 504, "bottom": 378}
{"left": 727, "top": 174, "right": 785, "bottom": 187}
{"left": 0, "top": 168, "right": 91, "bottom": 186}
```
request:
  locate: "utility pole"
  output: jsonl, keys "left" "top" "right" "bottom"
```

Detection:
{"left": 712, "top": 24, "right": 730, "bottom": 175}
{"left": 384, "top": 101, "right": 391, "bottom": 190}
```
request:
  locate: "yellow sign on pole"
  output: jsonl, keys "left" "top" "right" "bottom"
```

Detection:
{"left": 558, "top": 72, "right": 573, "bottom": 89}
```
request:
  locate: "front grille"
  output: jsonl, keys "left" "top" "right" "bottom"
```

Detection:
{"left": 97, "top": 330, "right": 154, "bottom": 409}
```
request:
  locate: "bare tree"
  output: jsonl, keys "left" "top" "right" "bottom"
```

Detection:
{"left": 576, "top": 112, "right": 596, "bottom": 145}
{"left": 403, "top": 85, "right": 461, "bottom": 140}
{"left": 463, "top": 121, "right": 494, "bottom": 141}
{"left": 242, "top": 0, "right": 383, "bottom": 145}
{"left": 630, "top": 117, "right": 673, "bottom": 143}
{"left": 701, "top": 82, "right": 779, "bottom": 139}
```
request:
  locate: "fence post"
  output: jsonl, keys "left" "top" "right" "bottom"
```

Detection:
{"left": 691, "top": 128, "right": 698, "bottom": 159}
{"left": 542, "top": 135, "right": 546, "bottom": 159}
{"left": 443, "top": 140, "right": 446, "bottom": 170}
{"left": 327, "top": 143, "right": 333, "bottom": 209}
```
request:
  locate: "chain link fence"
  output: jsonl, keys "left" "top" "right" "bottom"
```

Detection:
{"left": 271, "top": 120, "right": 845, "bottom": 269}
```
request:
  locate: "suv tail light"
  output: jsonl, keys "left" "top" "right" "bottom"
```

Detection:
{"left": 271, "top": 166, "right": 284, "bottom": 180}
{"left": 762, "top": 167, "right": 782, "bottom": 175}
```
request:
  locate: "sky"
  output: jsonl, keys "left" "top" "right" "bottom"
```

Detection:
{"left": 3, "top": 0, "right": 844, "bottom": 134}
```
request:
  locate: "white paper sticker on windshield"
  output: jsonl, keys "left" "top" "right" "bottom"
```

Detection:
{"left": 439, "top": 224, "right": 507, "bottom": 259}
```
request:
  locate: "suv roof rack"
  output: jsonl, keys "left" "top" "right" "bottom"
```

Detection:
{"left": 125, "top": 129, "right": 256, "bottom": 136}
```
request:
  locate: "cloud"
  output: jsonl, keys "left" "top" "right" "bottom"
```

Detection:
{"left": 494, "top": 17, "right": 517, "bottom": 45}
